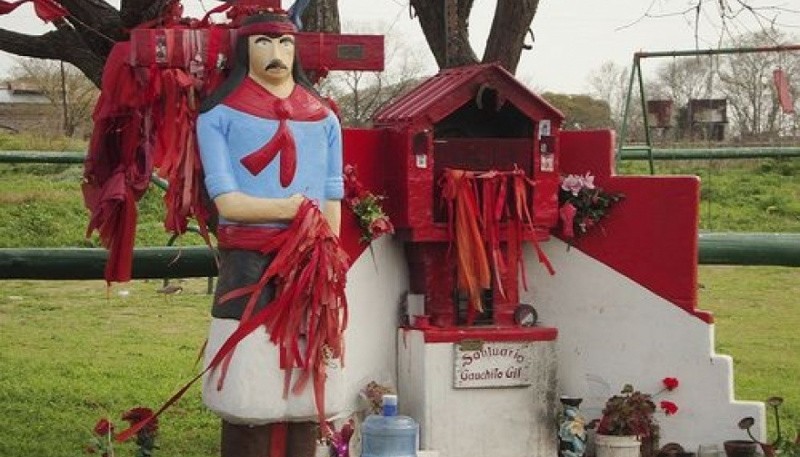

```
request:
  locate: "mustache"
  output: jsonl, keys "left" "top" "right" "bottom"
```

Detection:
{"left": 265, "top": 59, "right": 289, "bottom": 70}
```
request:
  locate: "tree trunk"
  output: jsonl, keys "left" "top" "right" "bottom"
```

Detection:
{"left": 409, "top": 0, "right": 478, "bottom": 69}
{"left": 483, "top": 0, "right": 540, "bottom": 74}
{"left": 410, "top": 0, "right": 539, "bottom": 74}
{"left": 300, "top": 0, "right": 341, "bottom": 33}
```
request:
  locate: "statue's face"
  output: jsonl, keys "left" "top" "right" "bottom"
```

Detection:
{"left": 248, "top": 33, "right": 295, "bottom": 87}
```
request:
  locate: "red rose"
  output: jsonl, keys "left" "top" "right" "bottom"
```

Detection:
{"left": 343, "top": 165, "right": 367, "bottom": 201}
{"left": 660, "top": 400, "right": 679, "bottom": 415}
{"left": 93, "top": 418, "right": 113, "bottom": 436}
{"left": 368, "top": 216, "right": 394, "bottom": 240}
{"left": 662, "top": 377, "right": 679, "bottom": 391}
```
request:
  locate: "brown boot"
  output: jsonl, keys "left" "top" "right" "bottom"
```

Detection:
{"left": 221, "top": 420, "right": 272, "bottom": 457}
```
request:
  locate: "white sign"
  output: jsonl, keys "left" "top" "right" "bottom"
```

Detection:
{"left": 453, "top": 341, "right": 533, "bottom": 388}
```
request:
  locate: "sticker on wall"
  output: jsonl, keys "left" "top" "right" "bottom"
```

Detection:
{"left": 538, "top": 119, "right": 551, "bottom": 138}
{"left": 540, "top": 135, "right": 555, "bottom": 172}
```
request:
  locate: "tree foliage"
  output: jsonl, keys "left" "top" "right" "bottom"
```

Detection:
{"left": 541, "top": 93, "right": 612, "bottom": 131}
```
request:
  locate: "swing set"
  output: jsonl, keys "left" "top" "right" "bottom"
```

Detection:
{"left": 617, "top": 44, "right": 800, "bottom": 174}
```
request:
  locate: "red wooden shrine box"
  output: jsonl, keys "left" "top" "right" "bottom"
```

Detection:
{"left": 373, "top": 63, "right": 564, "bottom": 327}
{"left": 129, "top": 28, "right": 384, "bottom": 76}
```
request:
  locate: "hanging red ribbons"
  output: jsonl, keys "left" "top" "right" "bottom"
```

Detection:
{"left": 0, "top": 0, "right": 67, "bottom": 22}
{"left": 115, "top": 200, "right": 349, "bottom": 443}
{"left": 774, "top": 69, "right": 795, "bottom": 114}
{"left": 439, "top": 168, "right": 555, "bottom": 321}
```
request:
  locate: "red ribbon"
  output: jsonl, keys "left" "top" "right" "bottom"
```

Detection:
{"left": 237, "top": 20, "right": 297, "bottom": 38}
{"left": 115, "top": 201, "right": 349, "bottom": 443}
{"left": 240, "top": 98, "right": 297, "bottom": 186}
{"left": 0, "top": 0, "right": 67, "bottom": 22}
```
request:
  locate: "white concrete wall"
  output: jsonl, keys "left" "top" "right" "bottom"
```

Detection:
{"left": 522, "top": 239, "right": 765, "bottom": 451}
{"left": 398, "top": 330, "right": 559, "bottom": 457}
{"left": 341, "top": 235, "right": 409, "bottom": 413}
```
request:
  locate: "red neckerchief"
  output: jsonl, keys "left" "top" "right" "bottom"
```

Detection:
{"left": 222, "top": 77, "right": 329, "bottom": 187}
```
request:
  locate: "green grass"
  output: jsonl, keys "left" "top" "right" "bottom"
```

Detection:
{"left": 0, "top": 269, "right": 797, "bottom": 456}
{"left": 0, "top": 163, "right": 183, "bottom": 248}
{"left": 0, "top": 278, "right": 218, "bottom": 457}
{"left": 0, "top": 131, "right": 87, "bottom": 152}
{"left": 618, "top": 158, "right": 800, "bottom": 232}
{"left": 699, "top": 266, "right": 800, "bottom": 443}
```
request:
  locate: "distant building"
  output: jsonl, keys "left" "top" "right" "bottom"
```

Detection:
{"left": 0, "top": 80, "right": 59, "bottom": 134}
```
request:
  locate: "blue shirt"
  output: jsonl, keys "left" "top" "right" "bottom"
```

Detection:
{"left": 197, "top": 103, "right": 343, "bottom": 226}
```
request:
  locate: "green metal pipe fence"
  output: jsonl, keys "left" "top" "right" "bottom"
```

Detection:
{"left": 0, "top": 231, "right": 797, "bottom": 281}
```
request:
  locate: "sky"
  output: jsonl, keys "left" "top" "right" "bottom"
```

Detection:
{"left": 0, "top": 0, "right": 798, "bottom": 94}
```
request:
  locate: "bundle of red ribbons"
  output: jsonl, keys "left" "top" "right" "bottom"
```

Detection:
{"left": 439, "top": 168, "right": 554, "bottom": 324}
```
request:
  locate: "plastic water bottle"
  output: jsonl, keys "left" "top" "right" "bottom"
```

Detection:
{"left": 361, "top": 394, "right": 418, "bottom": 457}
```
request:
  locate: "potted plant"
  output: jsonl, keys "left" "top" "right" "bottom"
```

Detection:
{"left": 729, "top": 396, "right": 800, "bottom": 457}
{"left": 594, "top": 378, "right": 679, "bottom": 457}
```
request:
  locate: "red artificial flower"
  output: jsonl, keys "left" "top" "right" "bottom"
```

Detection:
{"left": 343, "top": 164, "right": 367, "bottom": 201}
{"left": 662, "top": 377, "right": 679, "bottom": 391}
{"left": 121, "top": 407, "right": 158, "bottom": 434}
{"left": 660, "top": 400, "right": 679, "bottom": 415}
{"left": 368, "top": 216, "right": 394, "bottom": 240}
{"left": 93, "top": 418, "right": 113, "bottom": 436}
{"left": 559, "top": 202, "right": 577, "bottom": 239}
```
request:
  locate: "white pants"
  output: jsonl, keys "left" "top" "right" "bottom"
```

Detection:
{"left": 202, "top": 318, "right": 346, "bottom": 425}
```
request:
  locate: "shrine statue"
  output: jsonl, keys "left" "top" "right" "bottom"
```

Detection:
{"left": 197, "top": 9, "right": 348, "bottom": 457}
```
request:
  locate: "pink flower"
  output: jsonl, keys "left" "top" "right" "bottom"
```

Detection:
{"left": 581, "top": 172, "right": 596, "bottom": 190}
{"left": 660, "top": 400, "right": 679, "bottom": 415}
{"left": 662, "top": 377, "right": 679, "bottom": 391}
{"left": 561, "top": 174, "right": 584, "bottom": 196}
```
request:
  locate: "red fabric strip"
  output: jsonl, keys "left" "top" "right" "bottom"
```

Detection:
{"left": 237, "top": 21, "right": 297, "bottom": 38}
{"left": 115, "top": 203, "right": 349, "bottom": 443}
{"left": 774, "top": 69, "right": 795, "bottom": 114}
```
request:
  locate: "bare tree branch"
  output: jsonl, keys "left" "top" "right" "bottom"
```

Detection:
{"left": 119, "top": 0, "right": 172, "bottom": 29}
{"left": 0, "top": 28, "right": 104, "bottom": 86}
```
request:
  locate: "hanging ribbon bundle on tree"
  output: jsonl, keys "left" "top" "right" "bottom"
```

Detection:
{"left": 83, "top": 3, "right": 237, "bottom": 283}
{"left": 439, "top": 168, "right": 554, "bottom": 324}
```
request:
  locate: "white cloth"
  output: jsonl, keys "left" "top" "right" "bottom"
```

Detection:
{"left": 202, "top": 317, "right": 346, "bottom": 425}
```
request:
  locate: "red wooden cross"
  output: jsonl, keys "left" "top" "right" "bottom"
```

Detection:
{"left": 129, "top": 0, "right": 384, "bottom": 76}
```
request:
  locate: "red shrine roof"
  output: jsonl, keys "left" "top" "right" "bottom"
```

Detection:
{"left": 373, "top": 62, "right": 564, "bottom": 126}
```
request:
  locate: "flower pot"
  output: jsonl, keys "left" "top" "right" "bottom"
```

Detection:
{"left": 596, "top": 434, "right": 642, "bottom": 457}
{"left": 723, "top": 441, "right": 758, "bottom": 457}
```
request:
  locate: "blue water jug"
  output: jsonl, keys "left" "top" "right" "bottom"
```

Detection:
{"left": 361, "top": 394, "right": 418, "bottom": 457}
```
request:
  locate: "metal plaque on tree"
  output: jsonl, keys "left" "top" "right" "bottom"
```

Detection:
{"left": 453, "top": 340, "right": 533, "bottom": 388}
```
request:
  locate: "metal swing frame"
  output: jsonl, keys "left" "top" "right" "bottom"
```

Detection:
{"left": 617, "top": 44, "right": 800, "bottom": 174}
